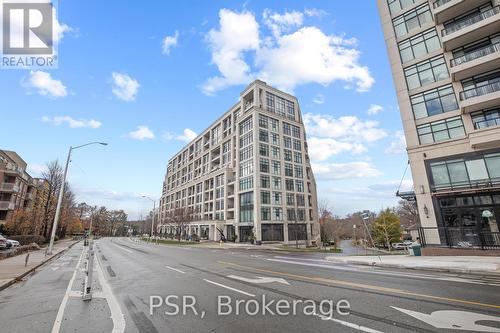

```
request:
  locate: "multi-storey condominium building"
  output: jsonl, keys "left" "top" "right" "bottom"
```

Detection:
{"left": 378, "top": 0, "right": 500, "bottom": 246}
{"left": 158, "top": 80, "right": 320, "bottom": 245}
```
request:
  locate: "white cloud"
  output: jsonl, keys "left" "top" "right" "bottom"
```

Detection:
{"left": 312, "top": 93, "right": 325, "bottom": 105}
{"left": 203, "top": 9, "right": 374, "bottom": 94}
{"left": 128, "top": 126, "right": 155, "bottom": 140}
{"left": 263, "top": 9, "right": 304, "bottom": 38}
{"left": 367, "top": 104, "right": 383, "bottom": 115}
{"left": 385, "top": 130, "right": 407, "bottom": 154}
{"left": 203, "top": 9, "right": 260, "bottom": 95}
{"left": 162, "top": 31, "right": 179, "bottom": 55}
{"left": 312, "top": 162, "right": 382, "bottom": 180}
{"left": 163, "top": 128, "right": 197, "bottom": 143}
{"left": 28, "top": 164, "right": 47, "bottom": 177}
{"left": 304, "top": 8, "right": 329, "bottom": 18}
{"left": 368, "top": 179, "right": 413, "bottom": 193}
{"left": 24, "top": 71, "right": 67, "bottom": 98}
{"left": 42, "top": 116, "right": 101, "bottom": 129}
{"left": 111, "top": 72, "right": 140, "bottom": 101}
{"left": 308, "top": 137, "right": 366, "bottom": 161}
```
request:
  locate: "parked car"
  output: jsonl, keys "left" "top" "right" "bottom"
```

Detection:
{"left": 0, "top": 235, "right": 8, "bottom": 250}
{"left": 392, "top": 240, "right": 413, "bottom": 250}
{"left": 7, "top": 239, "right": 19, "bottom": 247}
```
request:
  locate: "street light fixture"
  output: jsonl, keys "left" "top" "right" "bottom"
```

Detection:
{"left": 142, "top": 195, "right": 156, "bottom": 242}
{"left": 47, "top": 142, "right": 108, "bottom": 255}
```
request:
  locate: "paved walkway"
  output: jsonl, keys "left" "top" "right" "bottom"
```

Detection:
{"left": 325, "top": 255, "right": 500, "bottom": 275}
{"left": 0, "top": 238, "right": 79, "bottom": 290}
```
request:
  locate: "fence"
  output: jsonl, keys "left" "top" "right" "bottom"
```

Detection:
{"left": 418, "top": 227, "right": 500, "bottom": 250}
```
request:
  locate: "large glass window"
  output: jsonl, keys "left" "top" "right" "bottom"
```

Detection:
{"left": 398, "top": 29, "right": 441, "bottom": 63}
{"left": 272, "top": 192, "right": 282, "bottom": 205}
{"left": 240, "top": 160, "right": 253, "bottom": 177}
{"left": 285, "top": 163, "right": 293, "bottom": 177}
{"left": 272, "top": 176, "right": 282, "bottom": 190}
{"left": 259, "top": 143, "right": 269, "bottom": 157}
{"left": 261, "top": 207, "right": 271, "bottom": 221}
{"left": 271, "top": 160, "right": 281, "bottom": 175}
{"left": 239, "top": 116, "right": 253, "bottom": 135}
{"left": 417, "top": 116, "right": 465, "bottom": 144}
{"left": 260, "top": 158, "right": 269, "bottom": 173}
{"left": 387, "top": 0, "right": 417, "bottom": 15}
{"left": 267, "top": 92, "right": 294, "bottom": 119}
{"left": 239, "top": 176, "right": 253, "bottom": 191}
{"left": 272, "top": 208, "right": 283, "bottom": 221}
{"left": 393, "top": 3, "right": 433, "bottom": 38}
{"left": 288, "top": 223, "right": 307, "bottom": 241}
{"left": 471, "top": 108, "right": 500, "bottom": 130}
{"left": 411, "top": 84, "right": 458, "bottom": 119}
{"left": 404, "top": 56, "right": 449, "bottom": 90}
{"left": 261, "top": 175, "right": 270, "bottom": 188}
{"left": 259, "top": 129, "right": 269, "bottom": 143}
{"left": 239, "top": 192, "right": 254, "bottom": 222}
{"left": 261, "top": 191, "right": 271, "bottom": 204}
{"left": 262, "top": 224, "right": 284, "bottom": 241}
{"left": 486, "top": 153, "right": 500, "bottom": 179}
{"left": 239, "top": 145, "right": 253, "bottom": 161}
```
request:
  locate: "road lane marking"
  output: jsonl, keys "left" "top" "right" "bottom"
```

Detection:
{"left": 165, "top": 266, "right": 185, "bottom": 274}
{"left": 218, "top": 261, "right": 500, "bottom": 310}
{"left": 228, "top": 275, "right": 290, "bottom": 285}
{"left": 114, "top": 244, "right": 133, "bottom": 253}
{"left": 315, "top": 314, "right": 385, "bottom": 333}
{"left": 51, "top": 247, "right": 85, "bottom": 333}
{"left": 203, "top": 279, "right": 255, "bottom": 297}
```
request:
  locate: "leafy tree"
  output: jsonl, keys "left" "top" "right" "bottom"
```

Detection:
{"left": 372, "top": 208, "right": 402, "bottom": 250}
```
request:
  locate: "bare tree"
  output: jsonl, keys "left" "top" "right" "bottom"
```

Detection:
{"left": 396, "top": 200, "right": 420, "bottom": 232}
{"left": 167, "top": 207, "right": 192, "bottom": 241}
{"left": 41, "top": 160, "right": 63, "bottom": 239}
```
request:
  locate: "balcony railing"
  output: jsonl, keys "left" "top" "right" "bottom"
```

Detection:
{"left": 433, "top": 0, "right": 452, "bottom": 9}
{"left": 451, "top": 43, "right": 500, "bottom": 67}
{"left": 442, "top": 6, "right": 500, "bottom": 36}
{"left": 0, "top": 183, "right": 19, "bottom": 192}
{"left": 460, "top": 81, "right": 500, "bottom": 100}
{"left": 0, "top": 201, "right": 14, "bottom": 210}
{"left": 432, "top": 176, "right": 500, "bottom": 192}
{"left": 473, "top": 117, "right": 500, "bottom": 129}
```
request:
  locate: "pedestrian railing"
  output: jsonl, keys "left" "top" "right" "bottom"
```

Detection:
{"left": 418, "top": 227, "right": 500, "bottom": 250}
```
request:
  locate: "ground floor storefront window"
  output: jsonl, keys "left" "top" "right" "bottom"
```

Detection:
{"left": 288, "top": 223, "right": 307, "bottom": 241}
{"left": 261, "top": 223, "right": 284, "bottom": 241}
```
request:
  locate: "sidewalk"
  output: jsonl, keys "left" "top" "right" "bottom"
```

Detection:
{"left": 325, "top": 255, "right": 500, "bottom": 275}
{"left": 0, "top": 238, "right": 79, "bottom": 291}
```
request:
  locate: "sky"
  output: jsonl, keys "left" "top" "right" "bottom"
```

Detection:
{"left": 0, "top": 0, "right": 413, "bottom": 219}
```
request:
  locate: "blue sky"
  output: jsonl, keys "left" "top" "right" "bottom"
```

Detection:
{"left": 0, "top": 0, "right": 413, "bottom": 219}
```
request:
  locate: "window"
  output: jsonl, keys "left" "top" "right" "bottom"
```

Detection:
{"left": 240, "top": 132, "right": 253, "bottom": 148}
{"left": 259, "top": 129, "right": 269, "bottom": 143}
{"left": 404, "top": 56, "right": 449, "bottom": 90}
{"left": 260, "top": 158, "right": 269, "bottom": 173}
{"left": 271, "top": 146, "right": 280, "bottom": 159}
{"left": 297, "top": 209, "right": 306, "bottom": 221}
{"left": 486, "top": 153, "right": 500, "bottom": 179}
{"left": 286, "top": 100, "right": 295, "bottom": 120}
{"left": 261, "top": 223, "right": 284, "bottom": 241}
{"left": 239, "top": 116, "right": 253, "bottom": 135}
{"left": 417, "top": 116, "right": 465, "bottom": 144}
{"left": 272, "top": 208, "right": 283, "bottom": 221}
{"left": 287, "top": 209, "right": 296, "bottom": 221}
{"left": 398, "top": 29, "right": 441, "bottom": 63}
{"left": 259, "top": 143, "right": 269, "bottom": 157}
{"left": 411, "top": 84, "right": 458, "bottom": 119}
{"left": 294, "top": 165, "right": 303, "bottom": 178}
{"left": 387, "top": 0, "right": 417, "bottom": 15}
{"left": 272, "top": 192, "right": 282, "bottom": 205}
{"left": 296, "top": 194, "right": 305, "bottom": 206}
{"left": 239, "top": 145, "right": 253, "bottom": 161}
{"left": 284, "top": 149, "right": 293, "bottom": 161}
{"left": 271, "top": 133, "right": 280, "bottom": 145}
{"left": 295, "top": 180, "right": 304, "bottom": 192}
{"left": 288, "top": 223, "right": 307, "bottom": 241}
{"left": 261, "top": 191, "right": 271, "bottom": 204}
{"left": 286, "top": 193, "right": 295, "bottom": 206}
{"left": 292, "top": 125, "right": 301, "bottom": 138}
{"left": 461, "top": 69, "right": 500, "bottom": 99}
{"left": 261, "top": 175, "right": 270, "bottom": 188}
{"left": 285, "top": 179, "right": 295, "bottom": 191}
{"left": 285, "top": 163, "right": 293, "bottom": 177}
{"left": 294, "top": 152, "right": 302, "bottom": 164}
{"left": 239, "top": 176, "right": 253, "bottom": 191}
{"left": 261, "top": 207, "right": 271, "bottom": 221}
{"left": 472, "top": 108, "right": 500, "bottom": 130}
{"left": 272, "top": 176, "right": 282, "bottom": 190}
{"left": 239, "top": 192, "right": 254, "bottom": 222}
{"left": 271, "top": 160, "right": 281, "bottom": 175}
{"left": 392, "top": 4, "right": 433, "bottom": 38}
{"left": 270, "top": 118, "right": 279, "bottom": 132}
{"left": 283, "top": 123, "right": 291, "bottom": 136}
{"left": 259, "top": 114, "right": 268, "bottom": 128}
{"left": 240, "top": 160, "right": 253, "bottom": 177}
{"left": 292, "top": 139, "right": 301, "bottom": 151}
{"left": 267, "top": 92, "right": 293, "bottom": 119}
{"left": 283, "top": 137, "right": 292, "bottom": 149}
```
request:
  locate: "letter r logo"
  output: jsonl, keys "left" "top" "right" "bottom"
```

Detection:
{"left": 2, "top": 2, "right": 53, "bottom": 54}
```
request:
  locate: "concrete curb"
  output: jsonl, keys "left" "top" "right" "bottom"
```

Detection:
{"left": 0, "top": 240, "right": 80, "bottom": 292}
{"left": 325, "top": 257, "right": 500, "bottom": 277}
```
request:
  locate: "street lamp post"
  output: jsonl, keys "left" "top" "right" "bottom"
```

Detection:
{"left": 142, "top": 196, "right": 156, "bottom": 243}
{"left": 47, "top": 142, "right": 108, "bottom": 255}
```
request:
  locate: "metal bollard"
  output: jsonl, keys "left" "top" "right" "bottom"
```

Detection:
{"left": 83, "top": 241, "right": 94, "bottom": 301}
{"left": 25, "top": 253, "right": 30, "bottom": 267}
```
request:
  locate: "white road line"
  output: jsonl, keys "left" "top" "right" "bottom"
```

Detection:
{"left": 51, "top": 247, "right": 85, "bottom": 333}
{"left": 165, "top": 266, "right": 185, "bottom": 274}
{"left": 96, "top": 247, "right": 126, "bottom": 333}
{"left": 203, "top": 279, "right": 255, "bottom": 297}
{"left": 315, "top": 314, "right": 385, "bottom": 333}
{"left": 114, "top": 244, "right": 133, "bottom": 253}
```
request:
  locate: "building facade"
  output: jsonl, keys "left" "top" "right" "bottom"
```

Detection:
{"left": 0, "top": 150, "right": 35, "bottom": 224}
{"left": 378, "top": 0, "right": 500, "bottom": 246}
{"left": 158, "top": 80, "right": 320, "bottom": 245}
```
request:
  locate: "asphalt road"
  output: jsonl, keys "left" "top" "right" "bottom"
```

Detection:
{"left": 1, "top": 237, "right": 500, "bottom": 333}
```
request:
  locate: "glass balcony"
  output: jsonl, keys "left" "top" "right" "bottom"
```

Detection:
{"left": 434, "top": 0, "right": 452, "bottom": 8}
{"left": 473, "top": 117, "right": 500, "bottom": 129}
{"left": 442, "top": 6, "right": 500, "bottom": 36}
{"left": 460, "top": 81, "right": 500, "bottom": 100}
{"left": 451, "top": 43, "right": 500, "bottom": 67}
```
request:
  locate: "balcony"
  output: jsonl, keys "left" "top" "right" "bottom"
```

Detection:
{"left": 469, "top": 122, "right": 500, "bottom": 149}
{"left": 460, "top": 82, "right": 500, "bottom": 113}
{"left": 441, "top": 6, "right": 500, "bottom": 51}
{"left": 450, "top": 43, "right": 500, "bottom": 80}
{"left": 0, "top": 201, "right": 15, "bottom": 210}
{"left": 0, "top": 183, "right": 19, "bottom": 192}
{"left": 433, "top": 0, "right": 490, "bottom": 24}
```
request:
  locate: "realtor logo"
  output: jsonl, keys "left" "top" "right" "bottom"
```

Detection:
{"left": 1, "top": 0, "right": 57, "bottom": 69}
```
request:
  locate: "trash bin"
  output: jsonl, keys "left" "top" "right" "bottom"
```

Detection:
{"left": 411, "top": 244, "right": 421, "bottom": 256}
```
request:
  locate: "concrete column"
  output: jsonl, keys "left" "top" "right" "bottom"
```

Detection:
{"left": 283, "top": 222, "right": 289, "bottom": 244}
